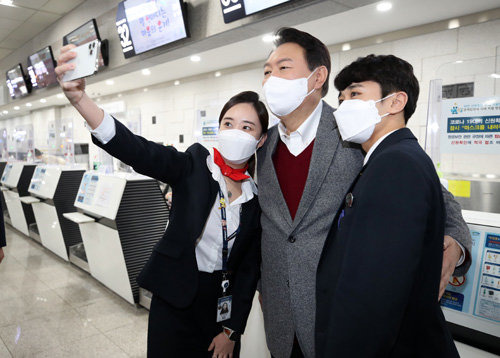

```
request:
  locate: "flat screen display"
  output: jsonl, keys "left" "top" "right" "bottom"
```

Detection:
{"left": 6, "top": 64, "right": 30, "bottom": 99}
{"left": 27, "top": 46, "right": 57, "bottom": 90}
{"left": 63, "top": 19, "right": 105, "bottom": 68}
{"left": 116, "top": 0, "right": 188, "bottom": 59}
{"left": 220, "top": 0, "right": 291, "bottom": 23}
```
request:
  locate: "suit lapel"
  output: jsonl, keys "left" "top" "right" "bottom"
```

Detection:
{"left": 259, "top": 126, "right": 293, "bottom": 229}
{"left": 291, "top": 101, "right": 340, "bottom": 231}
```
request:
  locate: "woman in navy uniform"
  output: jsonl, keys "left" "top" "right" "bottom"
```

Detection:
{"left": 56, "top": 44, "right": 267, "bottom": 358}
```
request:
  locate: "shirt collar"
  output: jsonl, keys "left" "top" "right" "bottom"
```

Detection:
{"left": 363, "top": 129, "right": 399, "bottom": 166}
{"left": 206, "top": 148, "right": 258, "bottom": 202}
{"left": 277, "top": 100, "right": 323, "bottom": 155}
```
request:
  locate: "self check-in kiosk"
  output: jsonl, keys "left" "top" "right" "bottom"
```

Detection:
{"left": 64, "top": 172, "right": 168, "bottom": 304}
{"left": 1, "top": 162, "right": 36, "bottom": 237}
{"left": 24, "top": 165, "right": 85, "bottom": 261}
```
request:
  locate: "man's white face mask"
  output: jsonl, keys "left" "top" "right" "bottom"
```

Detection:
{"left": 263, "top": 68, "right": 318, "bottom": 117}
{"left": 334, "top": 93, "right": 395, "bottom": 144}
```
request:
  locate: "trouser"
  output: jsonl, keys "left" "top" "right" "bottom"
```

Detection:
{"left": 147, "top": 271, "right": 241, "bottom": 357}
{"left": 272, "top": 335, "right": 304, "bottom": 358}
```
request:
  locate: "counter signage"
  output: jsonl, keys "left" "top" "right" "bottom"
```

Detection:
{"left": 441, "top": 96, "right": 500, "bottom": 154}
{"left": 116, "top": 0, "right": 188, "bottom": 59}
{"left": 77, "top": 173, "right": 99, "bottom": 205}
{"left": 441, "top": 224, "right": 500, "bottom": 334}
{"left": 30, "top": 167, "right": 47, "bottom": 192}
{"left": 220, "top": 0, "right": 291, "bottom": 23}
{"left": 1, "top": 164, "right": 12, "bottom": 182}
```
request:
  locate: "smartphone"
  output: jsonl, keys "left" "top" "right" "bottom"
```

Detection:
{"left": 62, "top": 40, "right": 100, "bottom": 82}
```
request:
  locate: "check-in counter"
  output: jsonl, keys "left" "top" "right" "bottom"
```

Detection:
{"left": 64, "top": 172, "right": 168, "bottom": 304}
{"left": 24, "top": 165, "right": 85, "bottom": 261}
{"left": 1, "top": 162, "right": 36, "bottom": 237}
{"left": 441, "top": 210, "right": 500, "bottom": 353}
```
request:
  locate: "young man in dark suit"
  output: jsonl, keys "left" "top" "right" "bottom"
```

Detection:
{"left": 316, "top": 54, "right": 459, "bottom": 357}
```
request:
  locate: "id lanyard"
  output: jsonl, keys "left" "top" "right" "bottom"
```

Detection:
{"left": 218, "top": 188, "right": 239, "bottom": 296}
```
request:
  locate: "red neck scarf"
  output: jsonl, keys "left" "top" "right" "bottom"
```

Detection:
{"left": 213, "top": 148, "right": 250, "bottom": 181}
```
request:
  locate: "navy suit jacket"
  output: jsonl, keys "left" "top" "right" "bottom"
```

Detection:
{"left": 316, "top": 128, "right": 459, "bottom": 357}
{"left": 91, "top": 119, "right": 262, "bottom": 334}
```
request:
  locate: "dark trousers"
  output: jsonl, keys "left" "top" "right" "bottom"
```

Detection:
{"left": 147, "top": 271, "right": 241, "bottom": 357}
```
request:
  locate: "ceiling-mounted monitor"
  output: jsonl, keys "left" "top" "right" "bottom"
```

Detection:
{"left": 115, "top": 0, "right": 189, "bottom": 59}
{"left": 63, "top": 18, "right": 109, "bottom": 67}
{"left": 27, "top": 46, "right": 58, "bottom": 90}
{"left": 6, "top": 64, "right": 31, "bottom": 99}
{"left": 220, "top": 0, "right": 292, "bottom": 23}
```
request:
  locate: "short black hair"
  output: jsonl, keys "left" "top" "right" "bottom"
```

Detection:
{"left": 334, "top": 54, "right": 420, "bottom": 123}
{"left": 273, "top": 27, "right": 331, "bottom": 97}
{"left": 34, "top": 148, "right": 42, "bottom": 157}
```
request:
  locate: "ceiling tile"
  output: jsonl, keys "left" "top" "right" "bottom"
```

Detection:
{"left": 28, "top": 11, "right": 61, "bottom": 25}
{"left": 41, "top": 0, "right": 85, "bottom": 15}
{"left": 0, "top": 37, "right": 22, "bottom": 49}
{"left": 11, "top": 0, "right": 50, "bottom": 10}
{"left": 0, "top": 48, "right": 12, "bottom": 60}
{"left": 0, "top": 18, "right": 23, "bottom": 31}
{"left": 7, "top": 24, "right": 38, "bottom": 43}
{"left": 0, "top": 5, "right": 35, "bottom": 21}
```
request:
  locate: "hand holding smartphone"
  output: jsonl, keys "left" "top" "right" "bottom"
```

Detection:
{"left": 62, "top": 40, "right": 101, "bottom": 82}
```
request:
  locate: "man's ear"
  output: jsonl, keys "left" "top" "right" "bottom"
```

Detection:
{"left": 389, "top": 91, "right": 408, "bottom": 115}
{"left": 257, "top": 133, "right": 268, "bottom": 149}
{"left": 313, "top": 66, "right": 328, "bottom": 92}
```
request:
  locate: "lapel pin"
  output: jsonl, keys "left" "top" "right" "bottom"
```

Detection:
{"left": 345, "top": 193, "right": 354, "bottom": 208}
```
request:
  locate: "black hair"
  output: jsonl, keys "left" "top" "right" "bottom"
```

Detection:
{"left": 218, "top": 91, "right": 269, "bottom": 177}
{"left": 273, "top": 27, "right": 331, "bottom": 97}
{"left": 218, "top": 91, "right": 269, "bottom": 135}
{"left": 34, "top": 148, "right": 42, "bottom": 157}
{"left": 334, "top": 54, "right": 420, "bottom": 123}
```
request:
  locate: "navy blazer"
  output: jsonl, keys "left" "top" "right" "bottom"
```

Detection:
{"left": 91, "top": 119, "right": 262, "bottom": 334}
{"left": 316, "top": 128, "right": 459, "bottom": 357}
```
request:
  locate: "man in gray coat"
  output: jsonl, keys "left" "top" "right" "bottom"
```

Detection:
{"left": 257, "top": 27, "right": 472, "bottom": 358}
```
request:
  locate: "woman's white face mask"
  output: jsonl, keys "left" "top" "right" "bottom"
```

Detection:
{"left": 334, "top": 93, "right": 395, "bottom": 144}
{"left": 217, "top": 129, "right": 260, "bottom": 165}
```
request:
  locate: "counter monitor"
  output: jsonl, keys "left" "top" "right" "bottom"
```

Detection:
{"left": 115, "top": 0, "right": 189, "bottom": 59}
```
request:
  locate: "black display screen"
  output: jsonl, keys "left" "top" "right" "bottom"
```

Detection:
{"left": 116, "top": 0, "right": 189, "bottom": 59}
{"left": 63, "top": 19, "right": 105, "bottom": 68}
{"left": 6, "top": 64, "right": 30, "bottom": 99}
{"left": 220, "top": 0, "right": 291, "bottom": 23}
{"left": 27, "top": 46, "right": 58, "bottom": 90}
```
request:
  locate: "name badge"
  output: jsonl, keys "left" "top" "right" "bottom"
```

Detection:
{"left": 217, "top": 296, "right": 232, "bottom": 322}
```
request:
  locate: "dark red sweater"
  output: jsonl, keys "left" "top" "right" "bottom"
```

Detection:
{"left": 273, "top": 139, "right": 315, "bottom": 220}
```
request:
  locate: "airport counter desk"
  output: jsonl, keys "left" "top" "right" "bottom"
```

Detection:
{"left": 1, "top": 162, "right": 36, "bottom": 238}
{"left": 441, "top": 210, "right": 500, "bottom": 354}
{"left": 23, "top": 165, "right": 86, "bottom": 262}
{"left": 64, "top": 171, "right": 168, "bottom": 305}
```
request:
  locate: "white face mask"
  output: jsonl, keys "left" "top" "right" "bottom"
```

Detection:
{"left": 335, "top": 93, "right": 395, "bottom": 144}
{"left": 217, "top": 129, "right": 260, "bottom": 165}
{"left": 263, "top": 68, "right": 317, "bottom": 117}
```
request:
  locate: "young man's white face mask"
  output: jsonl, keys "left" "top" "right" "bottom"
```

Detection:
{"left": 334, "top": 93, "right": 395, "bottom": 144}
{"left": 263, "top": 68, "right": 318, "bottom": 117}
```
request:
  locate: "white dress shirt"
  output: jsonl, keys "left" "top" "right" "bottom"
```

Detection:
{"left": 363, "top": 128, "right": 465, "bottom": 266}
{"left": 89, "top": 111, "right": 258, "bottom": 272}
{"left": 278, "top": 100, "right": 323, "bottom": 156}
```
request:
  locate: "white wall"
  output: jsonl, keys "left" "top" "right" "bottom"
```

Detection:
{"left": 2, "top": 19, "right": 500, "bottom": 174}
